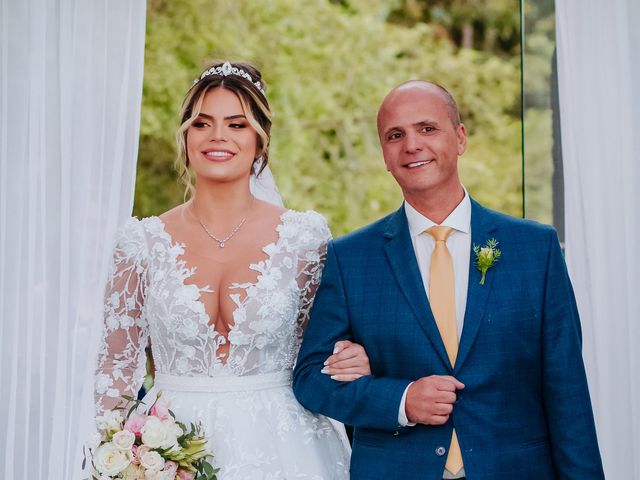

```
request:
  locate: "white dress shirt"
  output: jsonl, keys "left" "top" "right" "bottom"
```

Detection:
{"left": 396, "top": 190, "right": 471, "bottom": 479}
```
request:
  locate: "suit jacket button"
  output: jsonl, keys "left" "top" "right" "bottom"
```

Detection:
{"left": 393, "top": 431, "right": 400, "bottom": 436}
{"left": 435, "top": 446, "right": 447, "bottom": 456}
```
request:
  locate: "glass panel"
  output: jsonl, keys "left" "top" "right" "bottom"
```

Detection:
{"left": 522, "top": 0, "right": 562, "bottom": 239}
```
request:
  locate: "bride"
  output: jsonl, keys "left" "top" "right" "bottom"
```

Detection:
{"left": 94, "top": 60, "right": 370, "bottom": 479}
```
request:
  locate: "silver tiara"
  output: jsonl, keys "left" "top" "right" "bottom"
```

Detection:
{"left": 193, "top": 61, "right": 265, "bottom": 95}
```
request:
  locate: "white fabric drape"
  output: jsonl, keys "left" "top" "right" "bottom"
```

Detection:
{"left": 556, "top": 1, "right": 640, "bottom": 477}
{"left": 0, "top": 1, "right": 146, "bottom": 478}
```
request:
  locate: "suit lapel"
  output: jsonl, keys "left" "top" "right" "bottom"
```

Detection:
{"left": 454, "top": 199, "right": 497, "bottom": 374}
{"left": 382, "top": 206, "right": 452, "bottom": 369}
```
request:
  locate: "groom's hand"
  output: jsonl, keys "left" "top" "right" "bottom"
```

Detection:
{"left": 405, "top": 375, "right": 465, "bottom": 425}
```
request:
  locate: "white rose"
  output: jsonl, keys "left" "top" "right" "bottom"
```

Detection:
{"left": 141, "top": 417, "right": 166, "bottom": 448}
{"left": 159, "top": 419, "right": 180, "bottom": 450}
{"left": 121, "top": 464, "right": 145, "bottom": 480}
{"left": 136, "top": 445, "right": 151, "bottom": 461}
{"left": 140, "top": 450, "right": 165, "bottom": 471}
{"left": 154, "top": 470, "right": 176, "bottom": 480}
{"left": 94, "top": 442, "right": 132, "bottom": 476}
{"left": 96, "top": 410, "right": 123, "bottom": 431}
{"left": 112, "top": 430, "right": 136, "bottom": 451}
{"left": 141, "top": 417, "right": 177, "bottom": 450}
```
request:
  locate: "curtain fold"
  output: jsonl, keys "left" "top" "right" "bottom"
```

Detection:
{"left": 0, "top": 1, "right": 146, "bottom": 478}
{"left": 556, "top": 1, "right": 640, "bottom": 477}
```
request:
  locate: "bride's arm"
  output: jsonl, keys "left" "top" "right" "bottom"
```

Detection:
{"left": 94, "top": 219, "right": 151, "bottom": 415}
{"left": 295, "top": 214, "right": 371, "bottom": 382}
{"left": 321, "top": 339, "right": 371, "bottom": 381}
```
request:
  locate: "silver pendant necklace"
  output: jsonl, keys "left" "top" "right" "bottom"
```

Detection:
{"left": 198, "top": 217, "right": 247, "bottom": 248}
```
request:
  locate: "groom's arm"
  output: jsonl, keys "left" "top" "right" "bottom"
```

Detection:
{"left": 540, "top": 228, "right": 604, "bottom": 478}
{"left": 293, "top": 240, "right": 412, "bottom": 431}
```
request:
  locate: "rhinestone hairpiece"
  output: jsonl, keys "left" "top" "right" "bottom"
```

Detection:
{"left": 193, "top": 61, "right": 265, "bottom": 95}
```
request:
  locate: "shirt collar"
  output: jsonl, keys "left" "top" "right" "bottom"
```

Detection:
{"left": 404, "top": 188, "right": 471, "bottom": 238}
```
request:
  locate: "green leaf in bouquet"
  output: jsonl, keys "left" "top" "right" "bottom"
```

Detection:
{"left": 127, "top": 403, "right": 138, "bottom": 419}
{"left": 204, "top": 461, "right": 219, "bottom": 480}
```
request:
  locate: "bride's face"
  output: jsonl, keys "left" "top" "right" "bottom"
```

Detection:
{"left": 186, "top": 87, "right": 258, "bottom": 184}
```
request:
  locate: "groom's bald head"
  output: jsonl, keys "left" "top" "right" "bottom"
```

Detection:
{"left": 377, "top": 80, "right": 461, "bottom": 132}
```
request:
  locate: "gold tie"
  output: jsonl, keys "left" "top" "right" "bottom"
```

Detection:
{"left": 427, "top": 226, "right": 463, "bottom": 475}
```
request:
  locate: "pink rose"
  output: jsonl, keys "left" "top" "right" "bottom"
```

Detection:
{"left": 124, "top": 411, "right": 147, "bottom": 435}
{"left": 130, "top": 444, "right": 140, "bottom": 465}
{"left": 150, "top": 397, "right": 171, "bottom": 420}
{"left": 163, "top": 461, "right": 179, "bottom": 476}
{"left": 177, "top": 469, "right": 196, "bottom": 480}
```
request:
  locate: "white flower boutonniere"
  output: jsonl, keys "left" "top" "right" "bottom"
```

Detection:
{"left": 473, "top": 238, "right": 501, "bottom": 285}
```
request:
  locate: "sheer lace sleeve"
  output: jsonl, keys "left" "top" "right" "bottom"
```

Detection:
{"left": 296, "top": 212, "right": 332, "bottom": 330}
{"left": 94, "top": 218, "right": 150, "bottom": 415}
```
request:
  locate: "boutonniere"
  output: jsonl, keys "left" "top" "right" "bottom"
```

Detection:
{"left": 473, "top": 238, "right": 501, "bottom": 285}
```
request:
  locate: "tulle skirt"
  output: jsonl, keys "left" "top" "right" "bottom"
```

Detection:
{"left": 148, "top": 371, "right": 350, "bottom": 480}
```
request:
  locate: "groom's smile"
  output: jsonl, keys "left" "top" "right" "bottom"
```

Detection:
{"left": 405, "top": 159, "right": 434, "bottom": 169}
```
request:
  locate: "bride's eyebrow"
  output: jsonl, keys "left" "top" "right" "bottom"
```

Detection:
{"left": 195, "top": 113, "right": 247, "bottom": 121}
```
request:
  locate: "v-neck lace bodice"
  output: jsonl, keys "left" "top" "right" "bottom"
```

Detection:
{"left": 94, "top": 210, "right": 331, "bottom": 415}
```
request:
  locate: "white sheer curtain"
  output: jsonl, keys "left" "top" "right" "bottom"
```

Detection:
{"left": 0, "top": 1, "right": 146, "bottom": 478}
{"left": 556, "top": 1, "right": 640, "bottom": 477}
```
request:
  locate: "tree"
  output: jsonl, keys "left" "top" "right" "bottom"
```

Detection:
{"left": 137, "top": 0, "right": 522, "bottom": 234}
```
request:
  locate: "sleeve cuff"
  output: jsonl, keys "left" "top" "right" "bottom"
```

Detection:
{"left": 398, "top": 382, "right": 417, "bottom": 427}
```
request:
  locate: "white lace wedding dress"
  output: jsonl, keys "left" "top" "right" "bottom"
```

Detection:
{"left": 94, "top": 210, "right": 350, "bottom": 479}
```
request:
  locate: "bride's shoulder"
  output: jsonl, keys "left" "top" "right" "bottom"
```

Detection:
{"left": 282, "top": 209, "right": 332, "bottom": 244}
{"left": 116, "top": 216, "right": 166, "bottom": 239}
{"left": 112, "top": 216, "right": 170, "bottom": 259}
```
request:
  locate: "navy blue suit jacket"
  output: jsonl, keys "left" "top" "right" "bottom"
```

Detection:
{"left": 293, "top": 200, "right": 603, "bottom": 479}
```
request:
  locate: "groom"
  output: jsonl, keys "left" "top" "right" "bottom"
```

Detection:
{"left": 293, "top": 81, "right": 604, "bottom": 479}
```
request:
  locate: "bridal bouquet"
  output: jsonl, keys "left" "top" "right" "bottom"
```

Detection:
{"left": 85, "top": 393, "right": 218, "bottom": 480}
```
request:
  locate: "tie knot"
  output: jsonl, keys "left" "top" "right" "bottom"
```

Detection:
{"left": 427, "top": 225, "right": 453, "bottom": 242}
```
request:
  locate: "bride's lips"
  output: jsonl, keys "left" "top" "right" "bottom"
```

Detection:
{"left": 201, "top": 148, "right": 236, "bottom": 162}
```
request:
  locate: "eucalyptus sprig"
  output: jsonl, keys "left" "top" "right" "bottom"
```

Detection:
{"left": 473, "top": 238, "right": 501, "bottom": 285}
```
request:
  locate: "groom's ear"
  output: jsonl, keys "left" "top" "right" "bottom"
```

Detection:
{"left": 456, "top": 123, "right": 467, "bottom": 156}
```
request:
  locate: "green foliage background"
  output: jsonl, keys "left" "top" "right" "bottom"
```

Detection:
{"left": 135, "top": 0, "right": 552, "bottom": 235}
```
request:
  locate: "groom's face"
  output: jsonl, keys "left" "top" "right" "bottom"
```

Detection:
{"left": 377, "top": 85, "right": 467, "bottom": 201}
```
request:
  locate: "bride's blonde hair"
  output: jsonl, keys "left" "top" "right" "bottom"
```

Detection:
{"left": 175, "top": 60, "right": 273, "bottom": 199}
